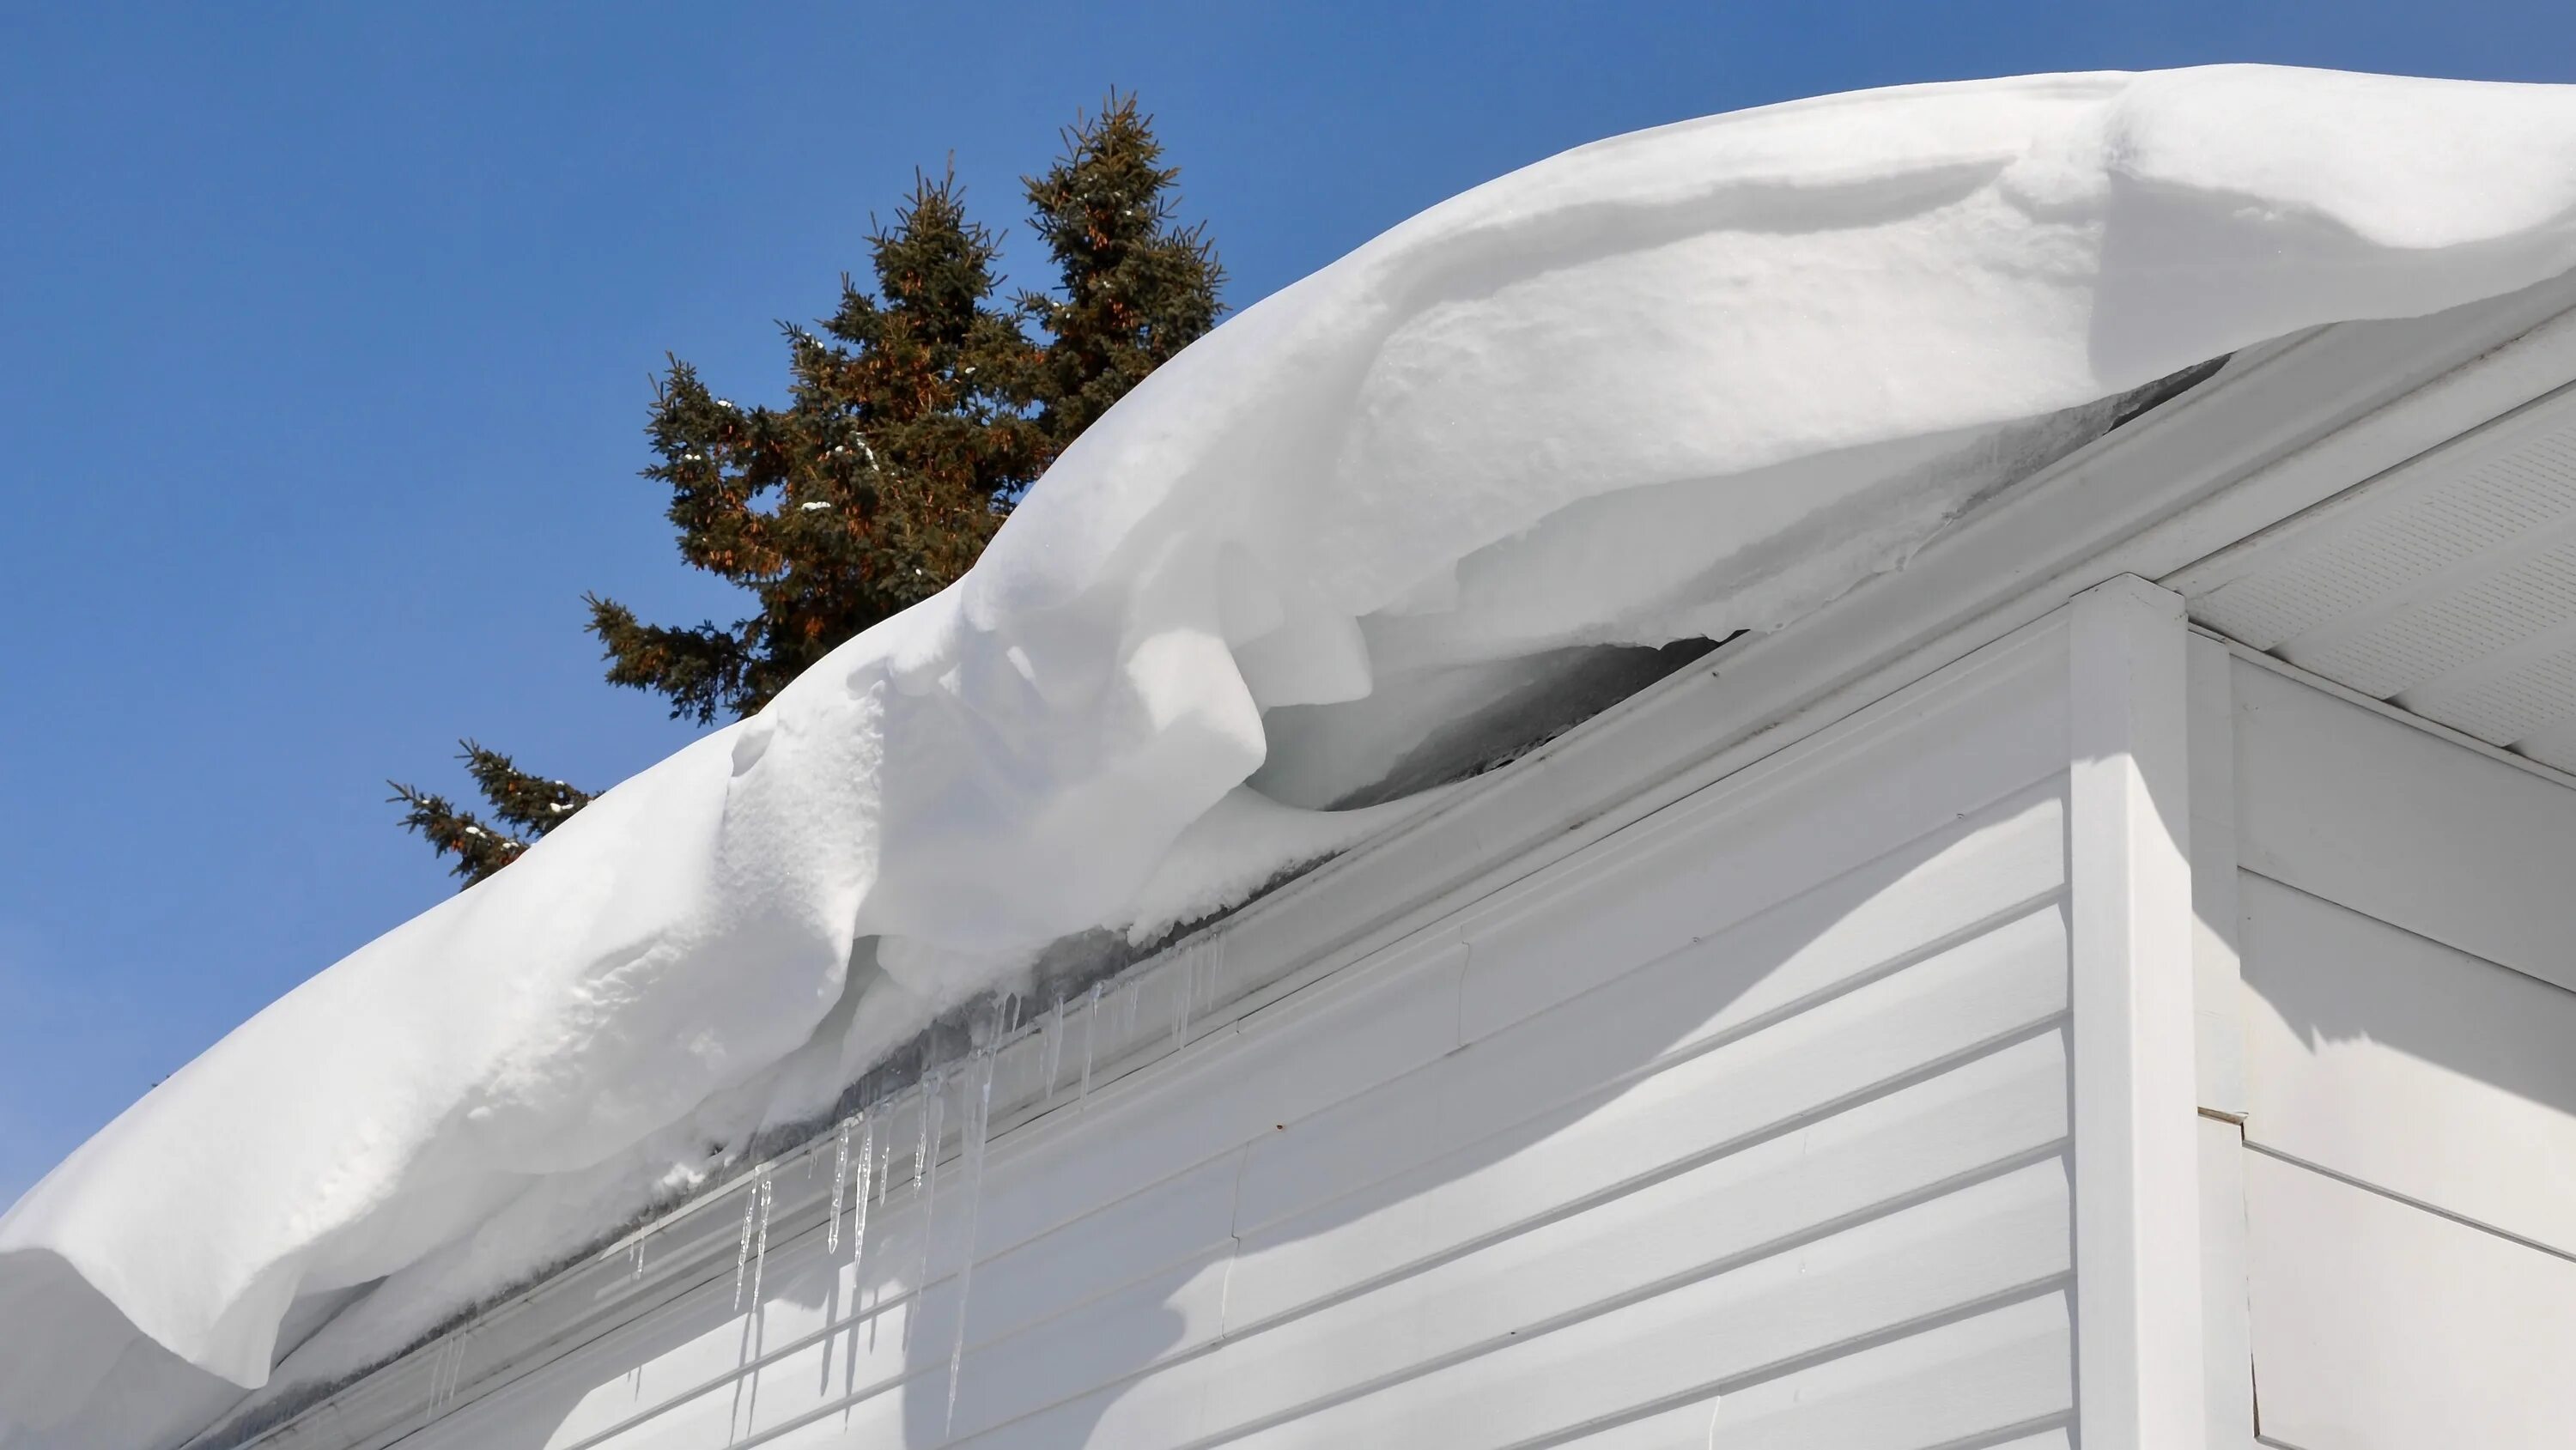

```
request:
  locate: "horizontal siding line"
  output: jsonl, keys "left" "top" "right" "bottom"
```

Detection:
{"left": 1163, "top": 1143, "right": 2075, "bottom": 1450}
{"left": 1553, "top": 1411, "right": 2081, "bottom": 1450}
{"left": 331, "top": 1125, "right": 1020, "bottom": 1450}
{"left": 2235, "top": 865, "right": 2576, "bottom": 1002}
{"left": 538, "top": 1224, "right": 1245, "bottom": 1450}
{"left": 260, "top": 1209, "right": 769, "bottom": 1450}
{"left": 538, "top": 1214, "right": 951, "bottom": 1450}
{"left": 355, "top": 1236, "right": 782, "bottom": 1450}
{"left": 1434, "top": 758, "right": 2068, "bottom": 1045}
{"left": 1498, "top": 1278, "right": 2075, "bottom": 1450}
{"left": 1220, "top": 1012, "right": 2072, "bottom": 1350}
{"left": 1434, "top": 715, "right": 2064, "bottom": 962}
{"left": 643, "top": 1345, "right": 943, "bottom": 1450}
{"left": 678, "top": 1265, "right": 2070, "bottom": 1450}
{"left": 1236, "top": 885, "right": 2069, "bottom": 1248}
{"left": 530, "top": 1147, "right": 1263, "bottom": 1447}
{"left": 535, "top": 1276, "right": 920, "bottom": 1450}
{"left": 682, "top": 1051, "right": 2074, "bottom": 1450}
{"left": 1463, "top": 871, "right": 2069, "bottom": 1108}
{"left": 1914, "top": 1416, "right": 2081, "bottom": 1450}
{"left": 941, "top": 1024, "right": 2073, "bottom": 1449}
{"left": 537, "top": 1172, "right": 1239, "bottom": 1450}
{"left": 2240, "top": 1141, "right": 2576, "bottom": 1268}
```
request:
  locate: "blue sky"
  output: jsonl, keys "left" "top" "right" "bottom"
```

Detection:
{"left": 3, "top": 1, "right": 2572, "bottom": 1204}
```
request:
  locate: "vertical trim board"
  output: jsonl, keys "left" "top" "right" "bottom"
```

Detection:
{"left": 2067, "top": 576, "right": 2207, "bottom": 1450}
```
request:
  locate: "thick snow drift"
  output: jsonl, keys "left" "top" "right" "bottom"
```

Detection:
{"left": 10, "top": 64, "right": 2576, "bottom": 1447}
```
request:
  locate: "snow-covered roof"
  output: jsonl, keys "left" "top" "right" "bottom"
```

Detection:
{"left": 9, "top": 64, "right": 2576, "bottom": 1449}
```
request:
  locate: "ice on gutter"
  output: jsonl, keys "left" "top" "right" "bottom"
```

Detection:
{"left": 10, "top": 63, "right": 2576, "bottom": 1449}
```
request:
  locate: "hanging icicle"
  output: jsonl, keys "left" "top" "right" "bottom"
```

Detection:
{"left": 827, "top": 1118, "right": 853, "bottom": 1254}
{"left": 1170, "top": 948, "right": 1195, "bottom": 1052}
{"left": 419, "top": 1337, "right": 446, "bottom": 1429}
{"left": 421, "top": 1315, "right": 474, "bottom": 1426}
{"left": 1042, "top": 993, "right": 1066, "bottom": 1099}
{"left": 907, "top": 1065, "right": 947, "bottom": 1349}
{"left": 852, "top": 1106, "right": 876, "bottom": 1276}
{"left": 878, "top": 1107, "right": 896, "bottom": 1213}
{"left": 1078, "top": 981, "right": 1103, "bottom": 1103}
{"left": 944, "top": 1044, "right": 998, "bottom": 1436}
{"left": 449, "top": 1320, "right": 474, "bottom": 1408}
{"left": 910, "top": 1072, "right": 934, "bottom": 1204}
{"left": 747, "top": 1176, "right": 775, "bottom": 1315}
{"left": 732, "top": 1174, "right": 760, "bottom": 1311}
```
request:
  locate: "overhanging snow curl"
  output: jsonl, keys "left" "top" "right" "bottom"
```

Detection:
{"left": 10, "top": 64, "right": 2576, "bottom": 1447}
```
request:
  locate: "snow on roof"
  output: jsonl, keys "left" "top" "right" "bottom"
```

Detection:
{"left": 9, "top": 64, "right": 2576, "bottom": 1447}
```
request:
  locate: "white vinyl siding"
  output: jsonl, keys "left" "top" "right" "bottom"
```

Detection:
{"left": 332, "top": 623, "right": 2077, "bottom": 1450}
{"left": 2221, "top": 655, "right": 2576, "bottom": 1450}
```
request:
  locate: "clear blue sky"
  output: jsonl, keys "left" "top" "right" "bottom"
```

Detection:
{"left": 4, "top": 2, "right": 2571, "bottom": 1204}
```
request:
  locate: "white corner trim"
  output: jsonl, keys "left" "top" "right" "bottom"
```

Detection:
{"left": 2069, "top": 575, "right": 2208, "bottom": 1450}
{"left": 2183, "top": 632, "right": 2247, "bottom": 1121}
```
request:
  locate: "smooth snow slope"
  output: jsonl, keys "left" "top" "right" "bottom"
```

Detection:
{"left": 10, "top": 64, "right": 2576, "bottom": 1447}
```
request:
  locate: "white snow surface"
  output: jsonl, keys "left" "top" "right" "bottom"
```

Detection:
{"left": 11, "top": 64, "right": 2576, "bottom": 1446}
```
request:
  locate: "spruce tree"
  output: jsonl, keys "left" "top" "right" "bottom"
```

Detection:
{"left": 389, "top": 743, "right": 595, "bottom": 884}
{"left": 1018, "top": 94, "right": 1225, "bottom": 447}
{"left": 585, "top": 172, "right": 1047, "bottom": 726}
{"left": 395, "top": 94, "right": 1222, "bottom": 888}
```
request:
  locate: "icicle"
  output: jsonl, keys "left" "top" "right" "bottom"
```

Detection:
{"left": 420, "top": 1337, "right": 445, "bottom": 1427}
{"left": 423, "top": 1317, "right": 472, "bottom": 1423}
{"left": 877, "top": 1107, "right": 895, "bottom": 1206}
{"left": 908, "top": 1066, "right": 947, "bottom": 1348}
{"left": 447, "top": 1320, "right": 474, "bottom": 1406}
{"left": 732, "top": 1175, "right": 759, "bottom": 1311}
{"left": 922, "top": 1068, "right": 947, "bottom": 1232}
{"left": 852, "top": 1107, "right": 876, "bottom": 1277}
{"left": 748, "top": 1176, "right": 775, "bottom": 1314}
{"left": 1042, "top": 993, "right": 1066, "bottom": 1098}
{"left": 1170, "top": 949, "right": 1195, "bottom": 1052}
{"left": 1078, "top": 982, "right": 1103, "bottom": 1102}
{"left": 911, "top": 1073, "right": 934, "bottom": 1204}
{"left": 945, "top": 1047, "right": 997, "bottom": 1436}
{"left": 827, "top": 1118, "right": 852, "bottom": 1254}
{"left": 421, "top": 1343, "right": 439, "bottom": 1426}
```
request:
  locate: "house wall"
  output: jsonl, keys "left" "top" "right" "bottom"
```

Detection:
{"left": 2199, "top": 650, "right": 2576, "bottom": 1450}
{"left": 316, "top": 619, "right": 2082, "bottom": 1450}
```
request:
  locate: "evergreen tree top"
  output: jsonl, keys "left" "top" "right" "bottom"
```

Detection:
{"left": 398, "top": 94, "right": 1222, "bottom": 887}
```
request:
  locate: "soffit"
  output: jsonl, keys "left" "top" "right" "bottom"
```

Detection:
{"left": 2176, "top": 385, "right": 2576, "bottom": 775}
